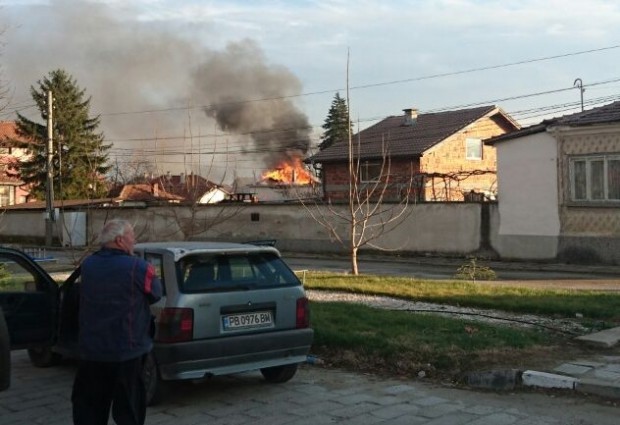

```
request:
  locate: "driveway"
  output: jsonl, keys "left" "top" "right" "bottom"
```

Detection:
{"left": 1, "top": 350, "right": 619, "bottom": 424}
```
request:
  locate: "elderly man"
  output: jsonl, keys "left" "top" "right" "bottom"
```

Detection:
{"left": 72, "top": 219, "right": 162, "bottom": 425}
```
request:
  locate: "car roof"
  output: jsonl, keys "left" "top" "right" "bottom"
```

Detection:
{"left": 134, "top": 241, "right": 281, "bottom": 262}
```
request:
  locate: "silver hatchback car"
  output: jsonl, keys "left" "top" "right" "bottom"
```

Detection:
{"left": 0, "top": 242, "right": 313, "bottom": 405}
{"left": 135, "top": 241, "right": 314, "bottom": 403}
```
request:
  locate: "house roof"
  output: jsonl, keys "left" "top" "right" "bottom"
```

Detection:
{"left": 149, "top": 174, "right": 220, "bottom": 202}
{"left": 0, "top": 122, "right": 25, "bottom": 185}
{"left": 108, "top": 183, "right": 185, "bottom": 202}
{"left": 0, "top": 121, "right": 20, "bottom": 142}
{"left": 485, "top": 100, "right": 620, "bottom": 145}
{"left": 307, "top": 105, "right": 516, "bottom": 163}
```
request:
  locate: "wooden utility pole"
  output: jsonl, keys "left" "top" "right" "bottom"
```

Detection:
{"left": 45, "top": 90, "right": 55, "bottom": 246}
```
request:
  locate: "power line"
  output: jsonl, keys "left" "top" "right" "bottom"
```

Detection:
{"left": 92, "top": 44, "right": 620, "bottom": 118}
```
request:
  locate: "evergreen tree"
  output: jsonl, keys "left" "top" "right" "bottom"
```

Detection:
{"left": 319, "top": 92, "right": 352, "bottom": 151}
{"left": 10, "top": 69, "right": 110, "bottom": 200}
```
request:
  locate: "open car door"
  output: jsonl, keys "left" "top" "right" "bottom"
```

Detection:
{"left": 0, "top": 247, "right": 59, "bottom": 351}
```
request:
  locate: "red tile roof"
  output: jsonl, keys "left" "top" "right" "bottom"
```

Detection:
{"left": 110, "top": 183, "right": 185, "bottom": 202}
{"left": 0, "top": 121, "right": 19, "bottom": 141}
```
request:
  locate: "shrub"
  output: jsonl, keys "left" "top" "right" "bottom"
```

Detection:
{"left": 454, "top": 257, "right": 497, "bottom": 282}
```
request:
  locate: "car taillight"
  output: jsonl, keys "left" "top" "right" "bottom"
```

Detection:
{"left": 155, "top": 308, "right": 194, "bottom": 343}
{"left": 296, "top": 297, "right": 310, "bottom": 328}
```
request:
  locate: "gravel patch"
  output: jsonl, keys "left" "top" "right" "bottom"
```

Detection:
{"left": 306, "top": 289, "right": 589, "bottom": 335}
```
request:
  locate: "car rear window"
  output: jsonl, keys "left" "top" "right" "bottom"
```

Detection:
{"left": 178, "top": 252, "right": 300, "bottom": 293}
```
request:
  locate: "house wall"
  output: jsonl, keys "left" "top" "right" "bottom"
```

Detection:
{"left": 420, "top": 115, "right": 503, "bottom": 201}
{"left": 556, "top": 125, "right": 620, "bottom": 264}
{"left": 493, "top": 132, "right": 560, "bottom": 260}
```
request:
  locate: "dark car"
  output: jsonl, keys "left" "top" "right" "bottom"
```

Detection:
{"left": 0, "top": 243, "right": 314, "bottom": 405}
{"left": 0, "top": 247, "right": 60, "bottom": 392}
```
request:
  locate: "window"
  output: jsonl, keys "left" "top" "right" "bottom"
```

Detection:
{"left": 466, "top": 138, "right": 482, "bottom": 160}
{"left": 570, "top": 155, "right": 620, "bottom": 202}
{"left": 359, "top": 161, "right": 382, "bottom": 182}
{"left": 180, "top": 253, "right": 299, "bottom": 292}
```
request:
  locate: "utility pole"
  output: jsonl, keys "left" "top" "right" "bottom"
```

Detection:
{"left": 45, "top": 90, "right": 55, "bottom": 246}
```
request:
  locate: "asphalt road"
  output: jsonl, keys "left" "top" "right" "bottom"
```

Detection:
{"left": 283, "top": 254, "right": 620, "bottom": 289}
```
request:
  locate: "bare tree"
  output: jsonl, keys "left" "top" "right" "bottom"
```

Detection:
{"left": 150, "top": 117, "right": 246, "bottom": 242}
{"left": 301, "top": 51, "right": 416, "bottom": 275}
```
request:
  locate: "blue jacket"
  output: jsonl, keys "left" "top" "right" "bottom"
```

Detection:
{"left": 78, "top": 248, "right": 163, "bottom": 362}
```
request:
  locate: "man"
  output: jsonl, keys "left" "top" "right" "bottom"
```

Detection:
{"left": 72, "top": 219, "right": 162, "bottom": 425}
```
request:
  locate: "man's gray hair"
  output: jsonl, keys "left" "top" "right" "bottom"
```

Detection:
{"left": 99, "top": 219, "right": 132, "bottom": 245}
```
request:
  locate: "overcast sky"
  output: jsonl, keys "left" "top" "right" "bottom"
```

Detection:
{"left": 1, "top": 0, "right": 619, "bottom": 181}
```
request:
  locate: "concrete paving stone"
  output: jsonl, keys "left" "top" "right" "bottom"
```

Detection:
{"left": 370, "top": 395, "right": 414, "bottom": 406}
{"left": 570, "top": 360, "right": 606, "bottom": 368}
{"left": 423, "top": 412, "right": 478, "bottom": 425}
{"left": 246, "top": 415, "right": 297, "bottom": 425}
{"left": 593, "top": 368, "right": 620, "bottom": 381}
{"left": 462, "top": 404, "right": 503, "bottom": 415}
{"left": 382, "top": 384, "right": 418, "bottom": 395}
{"left": 336, "top": 414, "right": 388, "bottom": 425}
{"left": 330, "top": 401, "right": 381, "bottom": 420}
{"left": 286, "top": 392, "right": 335, "bottom": 406}
{"left": 575, "top": 327, "right": 620, "bottom": 348}
{"left": 284, "top": 414, "right": 339, "bottom": 425}
{"left": 369, "top": 402, "right": 420, "bottom": 419}
{"left": 387, "top": 414, "right": 428, "bottom": 425}
{"left": 336, "top": 393, "right": 377, "bottom": 405}
{"left": 289, "top": 383, "right": 330, "bottom": 396}
{"left": 553, "top": 363, "right": 594, "bottom": 375}
{"left": 513, "top": 418, "right": 561, "bottom": 425}
{"left": 417, "top": 402, "right": 465, "bottom": 419}
{"left": 284, "top": 399, "right": 342, "bottom": 416}
{"left": 411, "top": 395, "right": 450, "bottom": 406}
{"left": 600, "top": 356, "right": 620, "bottom": 362}
{"left": 0, "top": 405, "right": 54, "bottom": 424}
{"left": 332, "top": 386, "right": 373, "bottom": 396}
{"left": 147, "top": 413, "right": 181, "bottom": 425}
{"left": 465, "top": 412, "right": 520, "bottom": 425}
{"left": 603, "top": 363, "right": 620, "bottom": 373}
{"left": 5, "top": 395, "right": 67, "bottom": 411}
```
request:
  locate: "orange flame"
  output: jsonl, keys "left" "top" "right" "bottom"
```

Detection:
{"left": 261, "top": 157, "right": 316, "bottom": 185}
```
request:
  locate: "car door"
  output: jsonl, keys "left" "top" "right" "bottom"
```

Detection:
{"left": 0, "top": 247, "right": 59, "bottom": 350}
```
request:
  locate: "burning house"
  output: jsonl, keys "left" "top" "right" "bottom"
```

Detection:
{"left": 189, "top": 40, "right": 322, "bottom": 202}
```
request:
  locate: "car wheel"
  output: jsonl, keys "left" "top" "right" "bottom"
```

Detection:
{"left": 0, "top": 309, "right": 9, "bottom": 391}
{"left": 143, "top": 352, "right": 166, "bottom": 406}
{"left": 27, "top": 346, "right": 61, "bottom": 367}
{"left": 260, "top": 363, "right": 298, "bottom": 383}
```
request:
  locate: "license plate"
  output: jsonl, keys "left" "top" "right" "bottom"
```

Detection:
{"left": 222, "top": 311, "right": 274, "bottom": 331}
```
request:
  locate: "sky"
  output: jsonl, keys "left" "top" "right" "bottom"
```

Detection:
{"left": 0, "top": 0, "right": 619, "bottom": 183}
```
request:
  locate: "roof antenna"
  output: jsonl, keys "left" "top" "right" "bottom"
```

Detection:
{"left": 573, "top": 78, "right": 585, "bottom": 112}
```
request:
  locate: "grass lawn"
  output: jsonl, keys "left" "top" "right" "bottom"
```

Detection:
{"left": 301, "top": 272, "right": 620, "bottom": 381}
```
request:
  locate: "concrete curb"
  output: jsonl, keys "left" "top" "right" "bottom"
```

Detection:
{"left": 466, "top": 368, "right": 620, "bottom": 400}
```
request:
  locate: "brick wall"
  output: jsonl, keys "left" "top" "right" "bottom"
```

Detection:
{"left": 421, "top": 116, "right": 502, "bottom": 201}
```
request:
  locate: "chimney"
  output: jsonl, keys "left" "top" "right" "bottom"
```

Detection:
{"left": 403, "top": 108, "right": 418, "bottom": 126}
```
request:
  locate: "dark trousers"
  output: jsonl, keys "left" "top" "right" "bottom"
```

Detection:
{"left": 72, "top": 356, "right": 146, "bottom": 425}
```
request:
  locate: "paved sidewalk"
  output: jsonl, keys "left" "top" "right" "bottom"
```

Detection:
{"left": 1, "top": 350, "right": 619, "bottom": 425}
